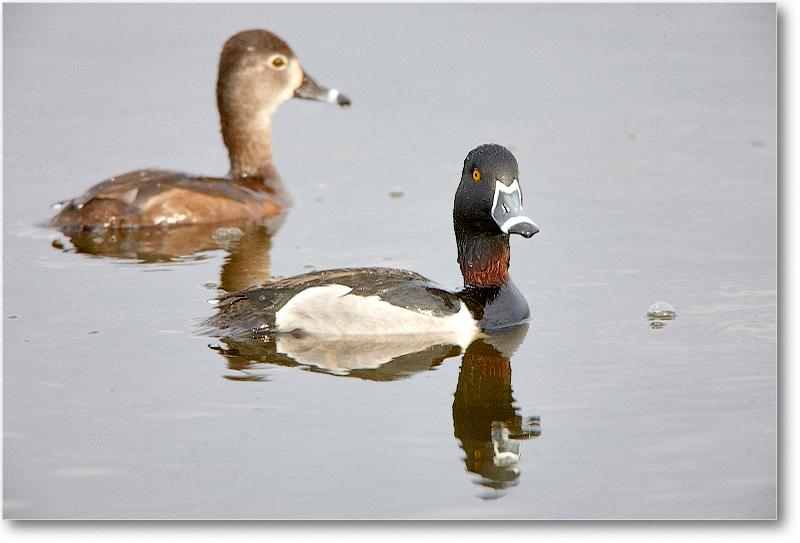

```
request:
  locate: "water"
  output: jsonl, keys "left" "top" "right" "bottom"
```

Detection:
{"left": 3, "top": 3, "right": 776, "bottom": 519}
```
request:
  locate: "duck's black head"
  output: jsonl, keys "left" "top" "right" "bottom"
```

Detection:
{"left": 453, "top": 144, "right": 538, "bottom": 287}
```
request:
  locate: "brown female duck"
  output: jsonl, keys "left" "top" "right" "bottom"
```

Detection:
{"left": 49, "top": 29, "right": 350, "bottom": 231}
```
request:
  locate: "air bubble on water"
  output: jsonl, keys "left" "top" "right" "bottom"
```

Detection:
{"left": 647, "top": 301, "right": 676, "bottom": 319}
{"left": 647, "top": 301, "right": 676, "bottom": 329}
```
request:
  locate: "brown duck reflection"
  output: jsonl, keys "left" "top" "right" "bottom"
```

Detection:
{"left": 50, "top": 218, "right": 281, "bottom": 293}
{"left": 207, "top": 324, "right": 540, "bottom": 497}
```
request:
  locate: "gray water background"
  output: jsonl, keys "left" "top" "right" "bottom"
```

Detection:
{"left": 3, "top": 3, "right": 776, "bottom": 519}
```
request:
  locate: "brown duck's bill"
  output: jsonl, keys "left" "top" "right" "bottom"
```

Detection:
{"left": 295, "top": 74, "right": 351, "bottom": 107}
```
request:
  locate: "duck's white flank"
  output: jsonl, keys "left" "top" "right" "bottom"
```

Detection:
{"left": 274, "top": 284, "right": 479, "bottom": 336}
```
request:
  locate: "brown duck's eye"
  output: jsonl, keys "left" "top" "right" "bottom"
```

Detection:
{"left": 473, "top": 169, "right": 481, "bottom": 181}
{"left": 268, "top": 54, "right": 288, "bottom": 69}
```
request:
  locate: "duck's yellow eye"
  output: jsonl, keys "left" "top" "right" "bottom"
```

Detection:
{"left": 272, "top": 57, "right": 284, "bottom": 68}
{"left": 473, "top": 169, "right": 481, "bottom": 182}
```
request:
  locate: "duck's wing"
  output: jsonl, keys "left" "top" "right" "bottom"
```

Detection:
{"left": 204, "top": 267, "right": 465, "bottom": 337}
{"left": 49, "top": 169, "right": 288, "bottom": 230}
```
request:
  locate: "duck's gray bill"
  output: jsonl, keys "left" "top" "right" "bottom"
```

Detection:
{"left": 295, "top": 74, "right": 351, "bottom": 107}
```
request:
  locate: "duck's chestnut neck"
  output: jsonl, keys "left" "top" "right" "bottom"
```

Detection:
{"left": 456, "top": 229, "right": 511, "bottom": 288}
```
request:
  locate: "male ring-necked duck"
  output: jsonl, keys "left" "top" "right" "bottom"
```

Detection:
{"left": 49, "top": 29, "right": 350, "bottom": 231}
{"left": 203, "top": 144, "right": 538, "bottom": 337}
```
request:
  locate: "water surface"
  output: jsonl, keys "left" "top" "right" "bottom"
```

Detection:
{"left": 3, "top": 3, "right": 776, "bottom": 519}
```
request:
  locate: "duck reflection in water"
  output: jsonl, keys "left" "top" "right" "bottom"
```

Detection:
{"left": 52, "top": 221, "right": 280, "bottom": 293}
{"left": 452, "top": 326, "right": 541, "bottom": 499}
{"left": 206, "top": 324, "right": 540, "bottom": 498}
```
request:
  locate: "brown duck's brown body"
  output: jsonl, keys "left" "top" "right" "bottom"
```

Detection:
{"left": 49, "top": 169, "right": 289, "bottom": 230}
{"left": 48, "top": 29, "right": 349, "bottom": 231}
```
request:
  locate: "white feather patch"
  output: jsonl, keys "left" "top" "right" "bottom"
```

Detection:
{"left": 274, "top": 284, "right": 479, "bottom": 337}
